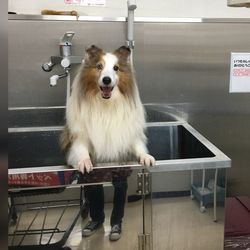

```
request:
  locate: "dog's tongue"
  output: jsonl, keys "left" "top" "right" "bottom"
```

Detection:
{"left": 101, "top": 87, "right": 113, "bottom": 99}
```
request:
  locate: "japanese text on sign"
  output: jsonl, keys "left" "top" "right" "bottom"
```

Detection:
{"left": 230, "top": 53, "right": 250, "bottom": 93}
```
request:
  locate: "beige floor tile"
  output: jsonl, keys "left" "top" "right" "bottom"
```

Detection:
{"left": 151, "top": 197, "right": 224, "bottom": 250}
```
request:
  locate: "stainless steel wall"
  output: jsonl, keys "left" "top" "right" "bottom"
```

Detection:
{"left": 8, "top": 18, "right": 250, "bottom": 196}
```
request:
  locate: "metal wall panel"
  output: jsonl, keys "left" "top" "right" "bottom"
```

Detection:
{"left": 8, "top": 20, "right": 126, "bottom": 107}
{"left": 8, "top": 19, "right": 250, "bottom": 195}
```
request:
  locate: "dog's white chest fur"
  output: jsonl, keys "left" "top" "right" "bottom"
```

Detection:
{"left": 82, "top": 96, "right": 145, "bottom": 162}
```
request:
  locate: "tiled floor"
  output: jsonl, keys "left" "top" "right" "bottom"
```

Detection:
{"left": 9, "top": 197, "right": 224, "bottom": 250}
{"left": 151, "top": 198, "right": 224, "bottom": 250}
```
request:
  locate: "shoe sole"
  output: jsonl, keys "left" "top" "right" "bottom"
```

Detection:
{"left": 109, "top": 233, "right": 121, "bottom": 241}
{"left": 82, "top": 229, "right": 95, "bottom": 237}
{"left": 82, "top": 224, "right": 103, "bottom": 237}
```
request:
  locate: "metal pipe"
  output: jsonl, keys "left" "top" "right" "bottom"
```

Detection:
{"left": 66, "top": 70, "right": 71, "bottom": 103}
{"left": 200, "top": 168, "right": 206, "bottom": 211}
{"left": 213, "top": 168, "right": 218, "bottom": 222}
{"left": 126, "top": 0, "right": 137, "bottom": 49}
{"left": 190, "top": 170, "right": 194, "bottom": 199}
{"left": 127, "top": 9, "right": 134, "bottom": 42}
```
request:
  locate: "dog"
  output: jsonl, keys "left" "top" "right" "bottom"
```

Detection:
{"left": 60, "top": 45, "right": 155, "bottom": 173}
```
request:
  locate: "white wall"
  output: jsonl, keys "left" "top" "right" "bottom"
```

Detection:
{"left": 8, "top": 0, "right": 250, "bottom": 18}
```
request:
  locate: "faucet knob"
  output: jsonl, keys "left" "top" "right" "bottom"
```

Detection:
{"left": 61, "top": 58, "right": 71, "bottom": 68}
{"left": 42, "top": 62, "right": 55, "bottom": 72}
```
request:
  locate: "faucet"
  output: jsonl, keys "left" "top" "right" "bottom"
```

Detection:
{"left": 42, "top": 31, "right": 82, "bottom": 87}
{"left": 42, "top": 31, "right": 83, "bottom": 103}
{"left": 126, "top": 0, "right": 137, "bottom": 49}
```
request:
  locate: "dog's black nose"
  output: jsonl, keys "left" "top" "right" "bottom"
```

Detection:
{"left": 102, "top": 76, "right": 111, "bottom": 85}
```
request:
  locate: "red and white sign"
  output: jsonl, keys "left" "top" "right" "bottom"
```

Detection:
{"left": 8, "top": 172, "right": 73, "bottom": 187}
{"left": 65, "top": 0, "right": 105, "bottom": 6}
{"left": 65, "top": 0, "right": 81, "bottom": 4}
{"left": 230, "top": 53, "right": 250, "bottom": 93}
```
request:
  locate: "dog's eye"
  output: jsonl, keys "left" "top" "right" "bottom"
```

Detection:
{"left": 96, "top": 63, "right": 103, "bottom": 70}
{"left": 113, "top": 65, "right": 119, "bottom": 71}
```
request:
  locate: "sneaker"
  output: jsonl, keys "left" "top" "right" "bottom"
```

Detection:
{"left": 82, "top": 221, "right": 103, "bottom": 237}
{"left": 109, "top": 224, "right": 122, "bottom": 241}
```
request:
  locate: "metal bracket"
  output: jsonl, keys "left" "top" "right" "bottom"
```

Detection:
{"left": 50, "top": 56, "right": 83, "bottom": 65}
{"left": 137, "top": 171, "right": 150, "bottom": 195}
{"left": 126, "top": 40, "right": 135, "bottom": 49}
{"left": 60, "top": 31, "right": 75, "bottom": 46}
{"left": 138, "top": 233, "right": 151, "bottom": 250}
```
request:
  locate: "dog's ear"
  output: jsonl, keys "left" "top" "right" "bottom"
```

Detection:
{"left": 114, "top": 46, "right": 131, "bottom": 64}
{"left": 84, "top": 45, "right": 103, "bottom": 65}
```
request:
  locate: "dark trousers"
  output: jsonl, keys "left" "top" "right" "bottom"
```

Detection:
{"left": 84, "top": 176, "right": 128, "bottom": 226}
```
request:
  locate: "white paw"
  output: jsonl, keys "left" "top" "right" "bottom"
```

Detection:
{"left": 139, "top": 153, "right": 155, "bottom": 167}
{"left": 77, "top": 158, "right": 93, "bottom": 174}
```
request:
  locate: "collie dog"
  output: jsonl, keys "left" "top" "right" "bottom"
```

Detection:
{"left": 60, "top": 45, "right": 155, "bottom": 173}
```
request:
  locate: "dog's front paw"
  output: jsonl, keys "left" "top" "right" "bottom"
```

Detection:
{"left": 78, "top": 158, "right": 93, "bottom": 174}
{"left": 139, "top": 153, "right": 155, "bottom": 167}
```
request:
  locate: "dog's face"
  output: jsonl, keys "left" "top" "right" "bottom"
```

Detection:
{"left": 82, "top": 45, "right": 132, "bottom": 99}
{"left": 97, "top": 53, "right": 119, "bottom": 99}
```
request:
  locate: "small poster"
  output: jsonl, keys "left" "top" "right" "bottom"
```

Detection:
{"left": 65, "top": 0, "right": 81, "bottom": 4}
{"left": 230, "top": 53, "right": 250, "bottom": 93}
{"left": 65, "top": 0, "right": 105, "bottom": 6}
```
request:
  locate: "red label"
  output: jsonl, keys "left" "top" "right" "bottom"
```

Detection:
{"left": 233, "top": 68, "right": 250, "bottom": 77}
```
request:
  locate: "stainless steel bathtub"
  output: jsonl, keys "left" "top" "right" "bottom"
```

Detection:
{"left": 8, "top": 105, "right": 230, "bottom": 186}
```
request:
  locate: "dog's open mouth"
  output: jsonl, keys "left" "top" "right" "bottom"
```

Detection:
{"left": 100, "top": 86, "right": 114, "bottom": 99}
